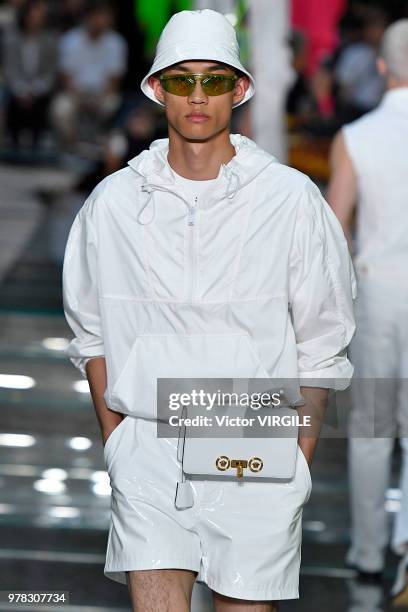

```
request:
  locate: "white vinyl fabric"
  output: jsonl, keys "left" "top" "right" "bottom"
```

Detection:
{"left": 62, "top": 133, "right": 356, "bottom": 413}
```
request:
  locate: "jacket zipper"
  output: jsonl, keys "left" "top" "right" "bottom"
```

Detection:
{"left": 187, "top": 196, "right": 197, "bottom": 227}
{"left": 141, "top": 184, "right": 199, "bottom": 301}
{"left": 186, "top": 196, "right": 198, "bottom": 301}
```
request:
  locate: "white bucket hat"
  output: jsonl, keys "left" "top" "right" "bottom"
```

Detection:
{"left": 140, "top": 9, "right": 255, "bottom": 108}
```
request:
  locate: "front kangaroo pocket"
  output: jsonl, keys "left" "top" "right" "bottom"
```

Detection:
{"left": 108, "top": 333, "right": 269, "bottom": 418}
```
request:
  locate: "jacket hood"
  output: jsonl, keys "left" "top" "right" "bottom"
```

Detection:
{"left": 127, "top": 134, "right": 278, "bottom": 225}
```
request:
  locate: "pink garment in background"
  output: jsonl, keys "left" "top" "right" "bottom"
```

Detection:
{"left": 291, "top": 0, "right": 347, "bottom": 76}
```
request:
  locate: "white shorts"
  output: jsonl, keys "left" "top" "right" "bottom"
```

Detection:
{"left": 103, "top": 415, "right": 312, "bottom": 601}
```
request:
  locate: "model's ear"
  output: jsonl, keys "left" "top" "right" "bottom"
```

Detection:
{"left": 149, "top": 74, "right": 165, "bottom": 104}
{"left": 376, "top": 56, "right": 387, "bottom": 77}
{"left": 233, "top": 75, "right": 250, "bottom": 106}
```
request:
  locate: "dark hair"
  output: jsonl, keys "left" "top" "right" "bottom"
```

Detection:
{"left": 362, "top": 6, "right": 389, "bottom": 28}
{"left": 17, "top": 0, "right": 47, "bottom": 32}
{"left": 84, "top": 0, "right": 113, "bottom": 17}
{"left": 235, "top": 68, "right": 248, "bottom": 81}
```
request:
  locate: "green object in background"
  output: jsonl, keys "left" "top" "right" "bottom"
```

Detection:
{"left": 235, "top": 0, "right": 250, "bottom": 68}
{"left": 135, "top": 0, "right": 192, "bottom": 57}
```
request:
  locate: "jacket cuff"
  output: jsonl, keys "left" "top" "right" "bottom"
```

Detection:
{"left": 65, "top": 341, "right": 105, "bottom": 379}
{"left": 298, "top": 359, "right": 354, "bottom": 390}
{"left": 70, "top": 355, "right": 105, "bottom": 379}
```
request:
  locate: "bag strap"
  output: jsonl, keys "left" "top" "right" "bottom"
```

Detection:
{"left": 174, "top": 405, "right": 194, "bottom": 509}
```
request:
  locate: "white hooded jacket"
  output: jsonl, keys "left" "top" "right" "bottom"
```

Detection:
{"left": 62, "top": 134, "right": 357, "bottom": 419}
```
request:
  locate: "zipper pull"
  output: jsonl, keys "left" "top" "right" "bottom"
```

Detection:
{"left": 187, "top": 207, "right": 196, "bottom": 226}
{"left": 187, "top": 197, "right": 198, "bottom": 226}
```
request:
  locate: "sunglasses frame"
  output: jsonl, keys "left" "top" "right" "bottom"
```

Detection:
{"left": 158, "top": 72, "right": 239, "bottom": 97}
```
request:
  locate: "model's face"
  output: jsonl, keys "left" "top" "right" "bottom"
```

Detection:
{"left": 26, "top": 1, "right": 47, "bottom": 31}
{"left": 86, "top": 10, "right": 112, "bottom": 37}
{"left": 149, "top": 60, "right": 249, "bottom": 142}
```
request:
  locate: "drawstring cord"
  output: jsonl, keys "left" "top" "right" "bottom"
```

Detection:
{"left": 224, "top": 167, "right": 240, "bottom": 200}
{"left": 137, "top": 184, "right": 156, "bottom": 225}
{"left": 137, "top": 167, "right": 240, "bottom": 226}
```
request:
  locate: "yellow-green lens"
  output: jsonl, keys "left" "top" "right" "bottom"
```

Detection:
{"left": 202, "top": 75, "right": 235, "bottom": 96}
{"left": 161, "top": 76, "right": 194, "bottom": 96}
{"left": 160, "top": 74, "right": 236, "bottom": 97}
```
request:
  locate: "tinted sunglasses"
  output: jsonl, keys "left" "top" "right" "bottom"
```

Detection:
{"left": 159, "top": 73, "right": 238, "bottom": 97}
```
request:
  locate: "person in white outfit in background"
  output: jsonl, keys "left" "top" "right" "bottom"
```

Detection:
{"left": 62, "top": 9, "right": 356, "bottom": 612}
{"left": 327, "top": 19, "right": 408, "bottom": 599}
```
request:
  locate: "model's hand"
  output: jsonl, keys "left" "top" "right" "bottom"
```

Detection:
{"left": 298, "top": 443, "right": 313, "bottom": 468}
{"left": 102, "top": 430, "right": 111, "bottom": 447}
{"left": 297, "top": 386, "right": 329, "bottom": 469}
{"left": 102, "top": 416, "right": 124, "bottom": 447}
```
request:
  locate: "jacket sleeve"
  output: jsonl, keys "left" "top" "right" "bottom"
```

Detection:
{"left": 288, "top": 179, "right": 357, "bottom": 390}
{"left": 62, "top": 194, "right": 104, "bottom": 379}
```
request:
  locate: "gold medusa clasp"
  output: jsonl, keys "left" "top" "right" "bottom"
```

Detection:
{"left": 215, "top": 455, "right": 230, "bottom": 471}
{"left": 230, "top": 459, "right": 248, "bottom": 478}
{"left": 216, "top": 456, "right": 264, "bottom": 478}
{"left": 248, "top": 457, "right": 263, "bottom": 473}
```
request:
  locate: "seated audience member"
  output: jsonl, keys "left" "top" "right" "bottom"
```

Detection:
{"left": 334, "top": 7, "right": 388, "bottom": 121}
{"left": 51, "top": 1, "right": 128, "bottom": 147}
{"left": 2, "top": 0, "right": 57, "bottom": 149}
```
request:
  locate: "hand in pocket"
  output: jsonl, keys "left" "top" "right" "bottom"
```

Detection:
{"left": 102, "top": 415, "right": 125, "bottom": 447}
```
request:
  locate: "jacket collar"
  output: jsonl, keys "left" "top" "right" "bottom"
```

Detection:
{"left": 127, "top": 134, "right": 277, "bottom": 224}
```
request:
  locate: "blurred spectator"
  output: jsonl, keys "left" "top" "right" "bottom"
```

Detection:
{"left": 287, "top": 30, "right": 337, "bottom": 135}
{"left": 309, "top": 61, "right": 336, "bottom": 120}
{"left": 73, "top": 100, "right": 166, "bottom": 194}
{"left": 0, "top": 0, "right": 26, "bottom": 29}
{"left": 287, "top": 30, "right": 311, "bottom": 119}
{"left": 48, "top": 0, "right": 87, "bottom": 33}
{"left": 104, "top": 103, "right": 158, "bottom": 175}
{"left": 2, "top": 0, "right": 57, "bottom": 149}
{"left": 291, "top": 0, "right": 347, "bottom": 78}
{"left": 51, "top": 0, "right": 128, "bottom": 147}
{"left": 334, "top": 7, "right": 388, "bottom": 121}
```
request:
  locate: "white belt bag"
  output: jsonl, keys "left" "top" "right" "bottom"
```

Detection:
{"left": 174, "top": 403, "right": 300, "bottom": 509}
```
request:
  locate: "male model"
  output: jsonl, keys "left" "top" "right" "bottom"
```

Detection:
{"left": 328, "top": 18, "right": 408, "bottom": 599}
{"left": 63, "top": 9, "right": 356, "bottom": 612}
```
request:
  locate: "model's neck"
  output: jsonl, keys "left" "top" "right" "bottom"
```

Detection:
{"left": 167, "top": 127, "right": 236, "bottom": 180}
{"left": 386, "top": 81, "right": 408, "bottom": 90}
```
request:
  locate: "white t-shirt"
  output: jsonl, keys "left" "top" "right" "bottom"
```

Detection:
{"left": 171, "top": 169, "right": 220, "bottom": 206}
{"left": 59, "top": 27, "right": 127, "bottom": 94}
